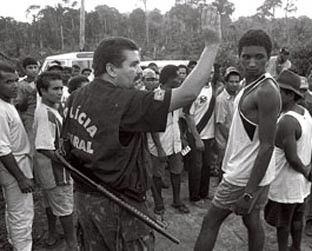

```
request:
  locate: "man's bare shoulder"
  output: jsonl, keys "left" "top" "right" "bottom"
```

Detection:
{"left": 257, "top": 78, "right": 280, "bottom": 104}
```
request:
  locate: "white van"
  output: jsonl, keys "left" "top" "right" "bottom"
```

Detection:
{"left": 40, "top": 52, "right": 94, "bottom": 72}
{"left": 41, "top": 52, "right": 188, "bottom": 73}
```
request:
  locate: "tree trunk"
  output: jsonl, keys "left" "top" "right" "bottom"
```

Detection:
{"left": 60, "top": 24, "right": 65, "bottom": 51}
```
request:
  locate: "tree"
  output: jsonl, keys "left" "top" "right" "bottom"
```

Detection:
{"left": 256, "top": 0, "right": 282, "bottom": 19}
{"left": 212, "top": 0, "right": 235, "bottom": 40}
{"left": 284, "top": 0, "right": 298, "bottom": 44}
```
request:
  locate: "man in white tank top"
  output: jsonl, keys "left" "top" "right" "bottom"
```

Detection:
{"left": 195, "top": 30, "right": 281, "bottom": 251}
{"left": 264, "top": 70, "right": 312, "bottom": 251}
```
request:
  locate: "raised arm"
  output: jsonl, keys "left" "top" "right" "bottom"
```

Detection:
{"left": 169, "top": 5, "right": 221, "bottom": 112}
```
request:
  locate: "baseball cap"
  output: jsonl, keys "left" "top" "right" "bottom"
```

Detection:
{"left": 142, "top": 68, "right": 156, "bottom": 79}
{"left": 224, "top": 66, "right": 240, "bottom": 80}
{"left": 277, "top": 70, "right": 303, "bottom": 98}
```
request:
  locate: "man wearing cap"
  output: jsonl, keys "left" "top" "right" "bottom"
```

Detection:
{"left": 266, "top": 47, "right": 292, "bottom": 78}
{"left": 142, "top": 68, "right": 159, "bottom": 91}
{"left": 214, "top": 66, "right": 241, "bottom": 181}
{"left": 264, "top": 70, "right": 312, "bottom": 251}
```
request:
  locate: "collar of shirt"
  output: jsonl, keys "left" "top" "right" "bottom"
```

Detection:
{"left": 223, "top": 88, "right": 235, "bottom": 101}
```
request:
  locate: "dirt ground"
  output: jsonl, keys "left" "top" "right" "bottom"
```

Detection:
{"left": 0, "top": 174, "right": 311, "bottom": 251}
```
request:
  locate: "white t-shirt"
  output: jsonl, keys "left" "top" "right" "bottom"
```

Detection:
{"left": 148, "top": 109, "right": 182, "bottom": 156}
{"left": 269, "top": 109, "right": 312, "bottom": 203}
{"left": 0, "top": 98, "right": 32, "bottom": 178}
{"left": 189, "top": 85, "right": 214, "bottom": 140}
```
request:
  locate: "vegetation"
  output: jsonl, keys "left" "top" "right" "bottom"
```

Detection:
{"left": 1, "top": 0, "right": 312, "bottom": 75}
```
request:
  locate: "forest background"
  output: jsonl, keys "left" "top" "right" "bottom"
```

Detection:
{"left": 0, "top": 0, "right": 311, "bottom": 76}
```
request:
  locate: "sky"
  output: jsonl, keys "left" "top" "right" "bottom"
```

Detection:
{"left": 0, "top": 0, "right": 312, "bottom": 22}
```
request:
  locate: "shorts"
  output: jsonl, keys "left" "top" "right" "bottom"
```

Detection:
{"left": 212, "top": 179, "right": 269, "bottom": 212}
{"left": 264, "top": 199, "right": 306, "bottom": 228}
{"left": 43, "top": 184, "right": 74, "bottom": 216}
{"left": 151, "top": 153, "right": 183, "bottom": 177}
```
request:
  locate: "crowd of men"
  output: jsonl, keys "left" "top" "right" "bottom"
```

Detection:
{"left": 0, "top": 5, "right": 312, "bottom": 251}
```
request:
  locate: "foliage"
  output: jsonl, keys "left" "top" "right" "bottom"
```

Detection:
{"left": 0, "top": 0, "right": 312, "bottom": 75}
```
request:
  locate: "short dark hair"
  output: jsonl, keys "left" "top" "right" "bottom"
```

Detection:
{"left": 36, "top": 71, "right": 62, "bottom": 96}
{"left": 187, "top": 60, "right": 197, "bottom": 68}
{"left": 22, "top": 57, "right": 38, "bottom": 69}
{"left": 68, "top": 75, "right": 89, "bottom": 94}
{"left": 72, "top": 64, "right": 81, "bottom": 70}
{"left": 160, "top": 65, "right": 179, "bottom": 84}
{"left": 0, "top": 62, "right": 16, "bottom": 80}
{"left": 93, "top": 37, "right": 139, "bottom": 77}
{"left": 147, "top": 62, "right": 158, "bottom": 68}
{"left": 81, "top": 68, "right": 92, "bottom": 74}
{"left": 238, "top": 29, "right": 272, "bottom": 58}
{"left": 178, "top": 64, "right": 187, "bottom": 70}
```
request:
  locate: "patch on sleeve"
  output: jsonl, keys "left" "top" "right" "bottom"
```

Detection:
{"left": 153, "top": 89, "right": 165, "bottom": 101}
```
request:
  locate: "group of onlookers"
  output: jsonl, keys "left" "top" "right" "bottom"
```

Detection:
{"left": 1, "top": 26, "right": 312, "bottom": 251}
{"left": 0, "top": 58, "right": 90, "bottom": 250}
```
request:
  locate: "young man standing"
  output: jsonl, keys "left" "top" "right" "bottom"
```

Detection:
{"left": 15, "top": 57, "right": 39, "bottom": 143}
{"left": 148, "top": 65, "right": 189, "bottom": 215}
{"left": 194, "top": 29, "right": 281, "bottom": 251}
{"left": 266, "top": 47, "right": 292, "bottom": 78}
{"left": 61, "top": 5, "right": 221, "bottom": 250}
{"left": 0, "top": 63, "right": 34, "bottom": 251}
{"left": 265, "top": 70, "right": 312, "bottom": 251}
{"left": 34, "top": 72, "right": 77, "bottom": 250}
{"left": 184, "top": 66, "right": 216, "bottom": 206}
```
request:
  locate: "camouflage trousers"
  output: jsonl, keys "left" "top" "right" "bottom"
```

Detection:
{"left": 75, "top": 191, "right": 155, "bottom": 251}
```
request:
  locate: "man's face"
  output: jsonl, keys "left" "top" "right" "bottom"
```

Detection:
{"left": 143, "top": 76, "right": 158, "bottom": 91}
{"left": 82, "top": 70, "right": 91, "bottom": 77}
{"left": 240, "top": 46, "right": 268, "bottom": 79}
{"left": 115, "top": 50, "right": 142, "bottom": 89}
{"left": 25, "top": 64, "right": 39, "bottom": 79}
{"left": 280, "top": 88, "right": 291, "bottom": 109}
{"left": 72, "top": 67, "right": 80, "bottom": 76}
{"left": 225, "top": 74, "right": 240, "bottom": 95}
{"left": 166, "top": 76, "right": 181, "bottom": 89}
{"left": 280, "top": 52, "right": 290, "bottom": 62}
{"left": 178, "top": 67, "right": 187, "bottom": 81}
{"left": 62, "top": 69, "right": 72, "bottom": 83}
{"left": 0, "top": 72, "right": 19, "bottom": 102}
{"left": 41, "top": 80, "right": 63, "bottom": 105}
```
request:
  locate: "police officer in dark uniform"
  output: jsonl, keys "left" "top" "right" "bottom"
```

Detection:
{"left": 62, "top": 5, "right": 221, "bottom": 250}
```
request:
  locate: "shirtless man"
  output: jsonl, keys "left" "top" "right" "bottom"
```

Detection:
{"left": 194, "top": 29, "right": 281, "bottom": 251}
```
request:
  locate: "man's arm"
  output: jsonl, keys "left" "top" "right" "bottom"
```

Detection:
{"left": 184, "top": 112, "right": 205, "bottom": 151}
{"left": 169, "top": 6, "right": 221, "bottom": 112}
{"left": 37, "top": 150, "right": 60, "bottom": 163}
{"left": 151, "top": 133, "right": 167, "bottom": 160}
{"left": 0, "top": 154, "right": 34, "bottom": 193}
{"left": 215, "top": 98, "right": 228, "bottom": 141}
{"left": 277, "top": 115, "right": 310, "bottom": 178}
{"left": 244, "top": 81, "right": 281, "bottom": 194}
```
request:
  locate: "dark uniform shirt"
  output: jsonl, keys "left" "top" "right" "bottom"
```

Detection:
{"left": 62, "top": 78, "right": 171, "bottom": 201}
